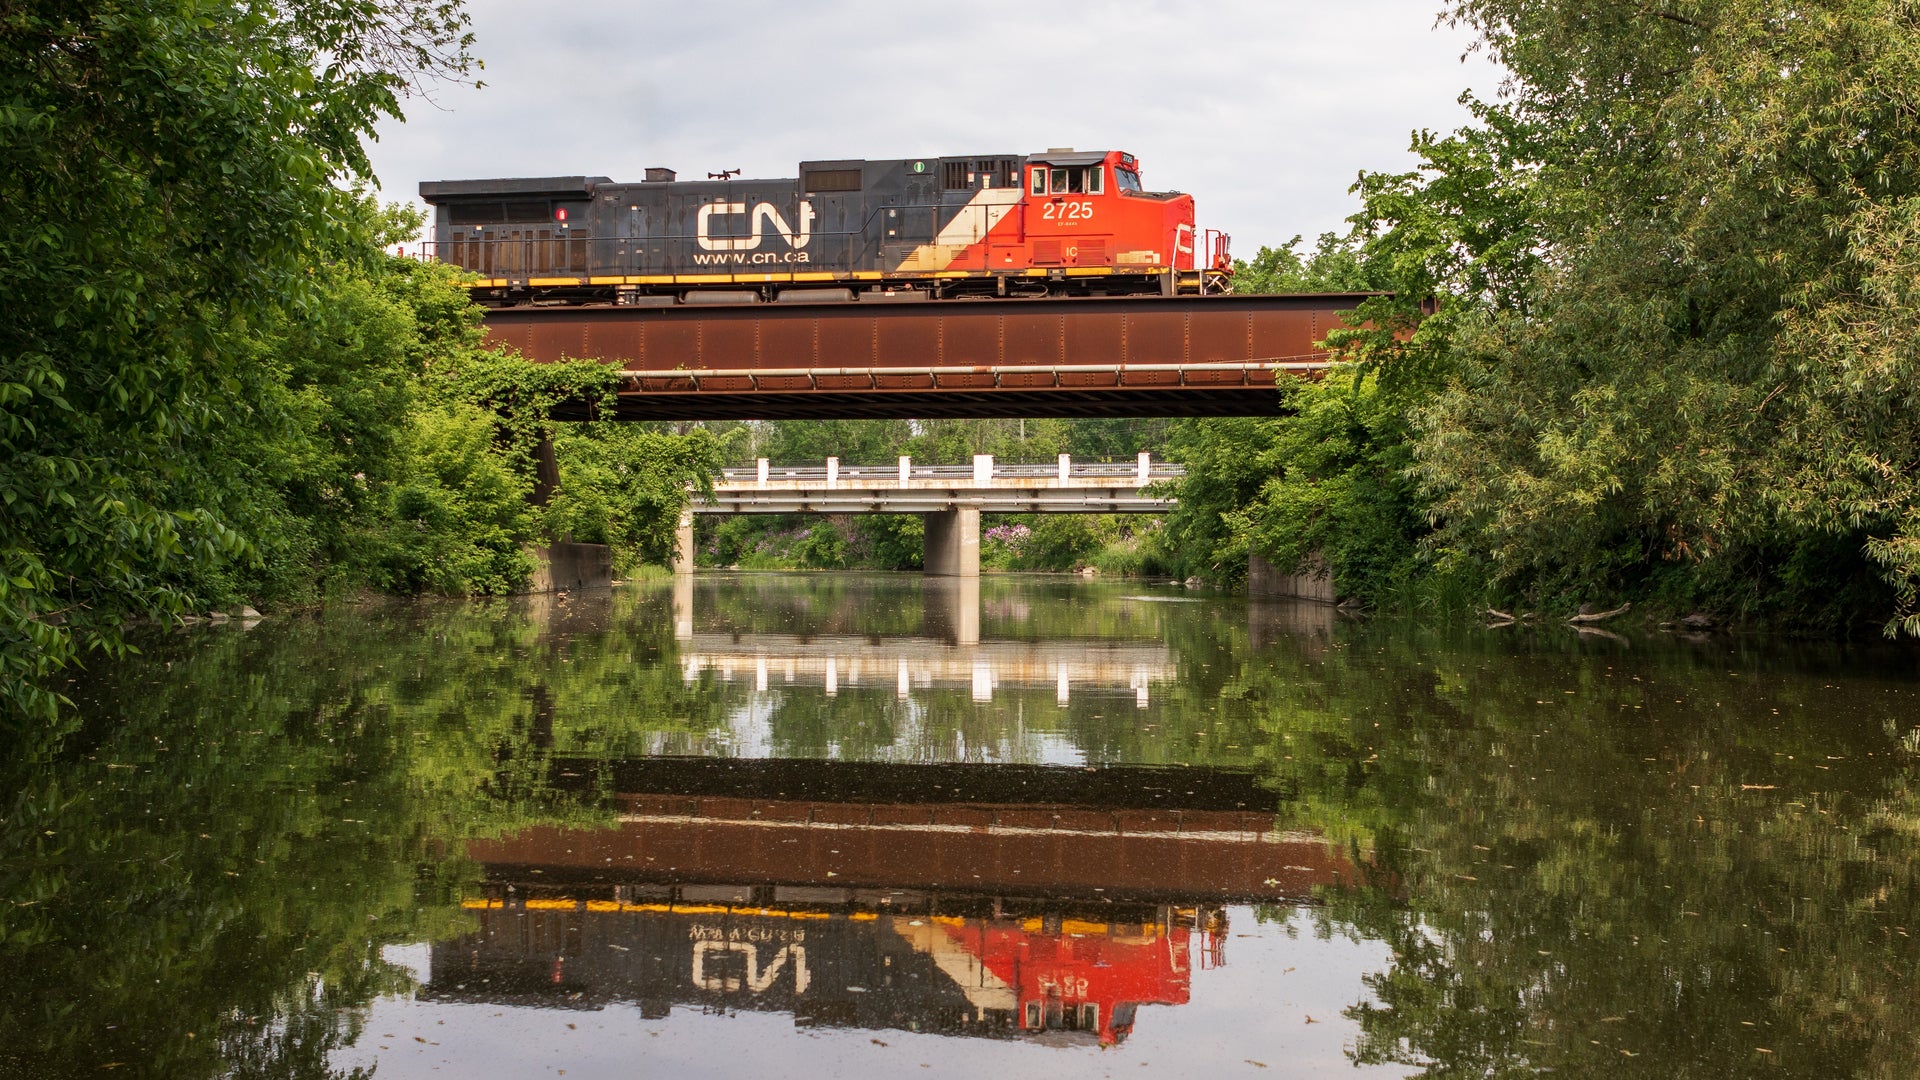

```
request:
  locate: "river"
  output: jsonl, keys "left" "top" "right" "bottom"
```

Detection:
{"left": 5, "top": 572, "right": 1919, "bottom": 1078}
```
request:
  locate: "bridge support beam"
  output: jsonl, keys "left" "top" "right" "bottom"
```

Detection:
{"left": 922, "top": 507, "right": 980, "bottom": 578}
{"left": 674, "top": 508, "right": 695, "bottom": 574}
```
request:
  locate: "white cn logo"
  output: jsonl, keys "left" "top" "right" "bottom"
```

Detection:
{"left": 696, "top": 200, "right": 815, "bottom": 252}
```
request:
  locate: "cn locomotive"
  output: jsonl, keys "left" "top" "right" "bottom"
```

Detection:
{"left": 417, "top": 149, "right": 1231, "bottom": 305}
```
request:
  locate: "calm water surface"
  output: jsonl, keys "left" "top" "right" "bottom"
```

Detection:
{"left": 7, "top": 573, "right": 1920, "bottom": 1078}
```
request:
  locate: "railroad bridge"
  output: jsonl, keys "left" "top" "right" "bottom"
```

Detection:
{"left": 482, "top": 292, "right": 1369, "bottom": 421}
{"left": 679, "top": 452, "right": 1180, "bottom": 576}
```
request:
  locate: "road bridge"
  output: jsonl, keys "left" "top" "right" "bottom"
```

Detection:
{"left": 484, "top": 293, "right": 1371, "bottom": 421}
{"left": 681, "top": 633, "right": 1172, "bottom": 708}
{"left": 679, "top": 452, "right": 1178, "bottom": 576}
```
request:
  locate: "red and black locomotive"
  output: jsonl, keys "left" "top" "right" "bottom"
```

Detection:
{"left": 418, "top": 149, "right": 1231, "bottom": 305}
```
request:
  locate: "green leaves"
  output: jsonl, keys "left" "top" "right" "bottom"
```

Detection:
{"left": 541, "top": 424, "right": 725, "bottom": 571}
{"left": 1325, "top": 0, "right": 1920, "bottom": 626}
{"left": 1, "top": 0, "right": 476, "bottom": 726}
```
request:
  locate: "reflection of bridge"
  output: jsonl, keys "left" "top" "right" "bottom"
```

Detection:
{"left": 682, "top": 633, "right": 1173, "bottom": 705}
{"left": 678, "top": 453, "right": 1178, "bottom": 576}
{"left": 440, "top": 756, "right": 1370, "bottom": 1045}
{"left": 480, "top": 757, "right": 1353, "bottom": 909}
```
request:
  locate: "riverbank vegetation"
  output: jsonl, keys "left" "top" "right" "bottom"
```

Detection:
{"left": 1172, "top": 0, "right": 1920, "bottom": 637}
{"left": 0, "top": 1, "right": 720, "bottom": 727}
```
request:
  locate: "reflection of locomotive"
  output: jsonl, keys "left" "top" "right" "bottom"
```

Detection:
{"left": 432, "top": 888, "right": 1229, "bottom": 1046}
{"left": 417, "top": 149, "right": 1231, "bottom": 306}
{"left": 920, "top": 909, "right": 1224, "bottom": 1045}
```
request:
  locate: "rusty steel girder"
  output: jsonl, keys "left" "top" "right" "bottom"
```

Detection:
{"left": 481, "top": 293, "right": 1375, "bottom": 420}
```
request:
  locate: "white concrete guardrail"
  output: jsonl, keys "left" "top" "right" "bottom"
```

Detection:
{"left": 714, "top": 452, "right": 1183, "bottom": 491}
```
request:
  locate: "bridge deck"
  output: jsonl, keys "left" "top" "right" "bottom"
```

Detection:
{"left": 485, "top": 293, "right": 1370, "bottom": 420}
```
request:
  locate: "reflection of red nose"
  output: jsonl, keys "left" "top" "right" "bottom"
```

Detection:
{"left": 551, "top": 957, "right": 565, "bottom": 984}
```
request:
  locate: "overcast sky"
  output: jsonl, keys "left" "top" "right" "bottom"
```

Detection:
{"left": 368, "top": 1, "right": 1504, "bottom": 251}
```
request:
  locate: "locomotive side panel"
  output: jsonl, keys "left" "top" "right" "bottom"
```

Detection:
{"left": 592, "top": 180, "right": 817, "bottom": 280}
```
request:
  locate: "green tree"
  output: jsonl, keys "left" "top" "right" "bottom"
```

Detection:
{"left": 1402, "top": 0, "right": 1920, "bottom": 628}
{"left": 761, "top": 419, "right": 912, "bottom": 466}
{"left": 1230, "top": 232, "right": 1382, "bottom": 295}
{"left": 0, "top": 0, "right": 475, "bottom": 725}
{"left": 1165, "top": 227, "right": 1432, "bottom": 591}
{"left": 543, "top": 424, "right": 726, "bottom": 571}
{"left": 1222, "top": 370, "right": 1430, "bottom": 603}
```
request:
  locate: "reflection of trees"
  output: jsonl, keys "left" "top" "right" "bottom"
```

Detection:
{"left": 13, "top": 576, "right": 1916, "bottom": 1076}
{"left": 690, "top": 572, "right": 1210, "bottom": 644}
{"left": 0, "top": 586, "right": 732, "bottom": 1078}
{"left": 696, "top": 573, "right": 928, "bottom": 638}
{"left": 1231, "top": 625, "right": 1920, "bottom": 1077}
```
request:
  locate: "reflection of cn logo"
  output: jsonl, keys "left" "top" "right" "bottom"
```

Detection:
{"left": 691, "top": 940, "right": 812, "bottom": 993}
{"left": 696, "top": 200, "right": 816, "bottom": 252}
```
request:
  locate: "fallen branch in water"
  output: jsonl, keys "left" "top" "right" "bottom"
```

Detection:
{"left": 1486, "top": 607, "right": 1515, "bottom": 622}
{"left": 1567, "top": 602, "right": 1631, "bottom": 625}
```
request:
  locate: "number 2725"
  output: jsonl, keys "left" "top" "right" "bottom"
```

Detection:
{"left": 1042, "top": 201, "right": 1094, "bottom": 221}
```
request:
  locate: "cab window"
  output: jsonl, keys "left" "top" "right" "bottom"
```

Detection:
{"left": 1044, "top": 165, "right": 1121, "bottom": 196}
{"left": 1037, "top": 165, "right": 1106, "bottom": 195}
{"left": 1115, "top": 168, "right": 1142, "bottom": 193}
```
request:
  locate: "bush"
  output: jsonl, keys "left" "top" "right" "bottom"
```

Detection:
{"left": 793, "top": 521, "right": 849, "bottom": 569}
{"left": 373, "top": 404, "right": 537, "bottom": 595}
{"left": 857, "top": 515, "right": 925, "bottom": 571}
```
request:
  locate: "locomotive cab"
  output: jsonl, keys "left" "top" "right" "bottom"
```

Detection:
{"left": 1001, "top": 150, "right": 1222, "bottom": 297}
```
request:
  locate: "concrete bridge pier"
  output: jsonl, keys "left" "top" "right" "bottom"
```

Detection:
{"left": 923, "top": 506, "right": 980, "bottom": 577}
{"left": 674, "top": 508, "right": 696, "bottom": 575}
{"left": 923, "top": 454, "right": 989, "bottom": 578}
